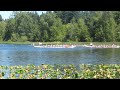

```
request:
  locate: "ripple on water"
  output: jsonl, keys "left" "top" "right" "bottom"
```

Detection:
{"left": 0, "top": 44, "right": 120, "bottom": 66}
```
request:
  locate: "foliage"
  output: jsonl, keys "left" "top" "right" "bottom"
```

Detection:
{"left": 0, "top": 21, "right": 6, "bottom": 41}
{"left": 0, "top": 11, "right": 120, "bottom": 42}
{"left": 1, "top": 64, "right": 120, "bottom": 79}
{"left": 0, "top": 15, "right": 3, "bottom": 21}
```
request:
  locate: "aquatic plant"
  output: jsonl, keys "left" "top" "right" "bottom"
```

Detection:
{"left": 0, "top": 64, "right": 120, "bottom": 79}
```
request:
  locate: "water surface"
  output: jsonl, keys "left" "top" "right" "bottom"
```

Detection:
{"left": 0, "top": 44, "right": 120, "bottom": 66}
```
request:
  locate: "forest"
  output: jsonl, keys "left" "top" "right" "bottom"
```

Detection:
{"left": 0, "top": 11, "right": 120, "bottom": 42}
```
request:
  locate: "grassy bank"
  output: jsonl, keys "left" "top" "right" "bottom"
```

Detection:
{"left": 0, "top": 41, "right": 37, "bottom": 44}
{"left": 1, "top": 64, "right": 120, "bottom": 79}
{"left": 0, "top": 41, "right": 120, "bottom": 45}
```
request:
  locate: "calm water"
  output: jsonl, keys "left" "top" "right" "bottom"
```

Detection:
{"left": 0, "top": 44, "right": 120, "bottom": 66}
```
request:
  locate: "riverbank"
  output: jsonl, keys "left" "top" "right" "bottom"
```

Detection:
{"left": 0, "top": 41, "right": 36, "bottom": 45}
{"left": 0, "top": 64, "right": 120, "bottom": 79}
{"left": 1, "top": 41, "right": 120, "bottom": 45}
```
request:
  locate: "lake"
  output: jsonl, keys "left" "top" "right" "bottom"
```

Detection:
{"left": 0, "top": 44, "right": 120, "bottom": 66}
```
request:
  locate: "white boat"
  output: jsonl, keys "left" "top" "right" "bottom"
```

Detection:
{"left": 33, "top": 44, "right": 76, "bottom": 48}
{"left": 85, "top": 46, "right": 93, "bottom": 48}
{"left": 84, "top": 45, "right": 120, "bottom": 48}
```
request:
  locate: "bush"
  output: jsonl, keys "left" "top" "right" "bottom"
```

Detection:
{"left": 11, "top": 33, "right": 18, "bottom": 42}
{"left": 18, "top": 36, "right": 28, "bottom": 42}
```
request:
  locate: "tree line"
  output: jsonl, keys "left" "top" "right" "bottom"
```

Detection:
{"left": 0, "top": 11, "right": 120, "bottom": 42}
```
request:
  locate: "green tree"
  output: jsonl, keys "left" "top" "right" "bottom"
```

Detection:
{"left": 0, "top": 21, "right": 6, "bottom": 41}
{"left": 2, "top": 11, "right": 120, "bottom": 42}
{"left": 11, "top": 33, "right": 18, "bottom": 42}
{"left": 115, "top": 24, "right": 120, "bottom": 41}
{"left": 13, "top": 11, "right": 40, "bottom": 42}
{"left": 65, "top": 23, "right": 74, "bottom": 42}
{"left": 77, "top": 18, "right": 91, "bottom": 42}
{"left": 54, "top": 11, "right": 80, "bottom": 24}
{"left": 39, "top": 12, "right": 58, "bottom": 42}
{"left": 84, "top": 11, "right": 103, "bottom": 41}
{"left": 4, "top": 18, "right": 15, "bottom": 41}
{"left": 0, "top": 15, "right": 3, "bottom": 21}
{"left": 94, "top": 11, "right": 117, "bottom": 42}
{"left": 39, "top": 16, "right": 49, "bottom": 42}
{"left": 113, "top": 11, "right": 120, "bottom": 25}
{"left": 50, "top": 18, "right": 63, "bottom": 41}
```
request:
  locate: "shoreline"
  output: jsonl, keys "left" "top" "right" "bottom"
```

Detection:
{"left": 1, "top": 42, "right": 120, "bottom": 45}
{"left": 1, "top": 42, "right": 120, "bottom": 49}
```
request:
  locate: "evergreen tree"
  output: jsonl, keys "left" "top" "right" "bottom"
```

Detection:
{"left": 0, "top": 15, "right": 3, "bottom": 21}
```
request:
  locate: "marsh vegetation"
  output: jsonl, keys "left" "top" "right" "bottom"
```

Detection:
{"left": 1, "top": 64, "right": 120, "bottom": 79}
